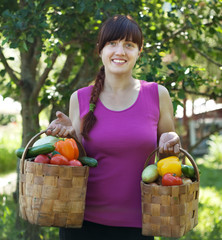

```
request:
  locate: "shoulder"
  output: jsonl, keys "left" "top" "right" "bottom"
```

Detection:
{"left": 157, "top": 84, "right": 173, "bottom": 113}
{"left": 69, "top": 91, "right": 79, "bottom": 114}
{"left": 140, "top": 80, "right": 159, "bottom": 95}
{"left": 158, "top": 84, "right": 171, "bottom": 100}
{"left": 70, "top": 85, "right": 93, "bottom": 108}
{"left": 77, "top": 85, "right": 93, "bottom": 97}
{"left": 140, "top": 80, "right": 158, "bottom": 88}
{"left": 70, "top": 91, "right": 78, "bottom": 104}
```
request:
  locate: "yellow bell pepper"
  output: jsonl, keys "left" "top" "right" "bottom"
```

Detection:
{"left": 157, "top": 156, "right": 182, "bottom": 177}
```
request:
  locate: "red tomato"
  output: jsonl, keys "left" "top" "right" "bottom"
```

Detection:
{"left": 69, "top": 159, "right": 83, "bottom": 167}
{"left": 162, "top": 173, "right": 183, "bottom": 186}
{"left": 34, "top": 154, "right": 50, "bottom": 164}
{"left": 50, "top": 154, "right": 69, "bottom": 165}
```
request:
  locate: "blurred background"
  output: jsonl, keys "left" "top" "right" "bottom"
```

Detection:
{"left": 0, "top": 0, "right": 221, "bottom": 239}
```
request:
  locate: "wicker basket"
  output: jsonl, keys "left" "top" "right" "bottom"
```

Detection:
{"left": 141, "top": 148, "right": 200, "bottom": 238}
{"left": 19, "top": 130, "right": 89, "bottom": 228}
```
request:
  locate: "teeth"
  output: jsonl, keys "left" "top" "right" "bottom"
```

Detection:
{"left": 113, "top": 59, "right": 125, "bottom": 63}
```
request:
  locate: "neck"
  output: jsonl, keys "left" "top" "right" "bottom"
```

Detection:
{"left": 104, "top": 72, "right": 136, "bottom": 93}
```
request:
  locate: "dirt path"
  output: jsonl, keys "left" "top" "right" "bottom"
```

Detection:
{"left": 0, "top": 172, "right": 17, "bottom": 195}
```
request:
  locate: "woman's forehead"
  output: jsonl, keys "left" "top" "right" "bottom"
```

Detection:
{"left": 105, "top": 33, "right": 136, "bottom": 43}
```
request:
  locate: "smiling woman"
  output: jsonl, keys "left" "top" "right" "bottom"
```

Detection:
{"left": 46, "top": 14, "right": 180, "bottom": 240}
{"left": 100, "top": 39, "right": 140, "bottom": 77}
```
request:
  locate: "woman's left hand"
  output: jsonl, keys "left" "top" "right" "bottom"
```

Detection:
{"left": 159, "top": 132, "right": 180, "bottom": 155}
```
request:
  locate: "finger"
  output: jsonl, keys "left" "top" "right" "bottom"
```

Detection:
{"left": 50, "top": 125, "right": 62, "bottom": 136}
{"left": 174, "top": 144, "right": 180, "bottom": 154}
{"left": 56, "top": 127, "right": 66, "bottom": 137}
{"left": 46, "top": 122, "right": 57, "bottom": 135}
{"left": 56, "top": 111, "right": 68, "bottom": 121}
{"left": 159, "top": 146, "right": 164, "bottom": 154}
{"left": 168, "top": 146, "right": 174, "bottom": 152}
{"left": 167, "top": 135, "right": 179, "bottom": 147}
{"left": 163, "top": 143, "right": 169, "bottom": 152}
{"left": 46, "top": 129, "right": 52, "bottom": 136}
{"left": 63, "top": 129, "right": 70, "bottom": 137}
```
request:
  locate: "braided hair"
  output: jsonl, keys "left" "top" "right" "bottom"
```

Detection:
{"left": 81, "top": 15, "right": 143, "bottom": 139}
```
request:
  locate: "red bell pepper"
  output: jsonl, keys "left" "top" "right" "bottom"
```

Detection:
{"left": 162, "top": 173, "right": 183, "bottom": 186}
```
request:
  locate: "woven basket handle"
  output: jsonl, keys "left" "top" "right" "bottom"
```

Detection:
{"left": 20, "top": 130, "right": 86, "bottom": 175}
{"left": 144, "top": 147, "right": 200, "bottom": 182}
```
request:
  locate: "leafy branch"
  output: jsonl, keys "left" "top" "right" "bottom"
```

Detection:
{"left": 0, "top": 47, "right": 20, "bottom": 84}
{"left": 191, "top": 43, "right": 222, "bottom": 68}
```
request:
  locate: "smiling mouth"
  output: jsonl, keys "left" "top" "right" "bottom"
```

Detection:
{"left": 112, "top": 59, "right": 127, "bottom": 63}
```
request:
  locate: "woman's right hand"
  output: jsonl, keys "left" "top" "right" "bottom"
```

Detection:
{"left": 46, "top": 111, "right": 75, "bottom": 138}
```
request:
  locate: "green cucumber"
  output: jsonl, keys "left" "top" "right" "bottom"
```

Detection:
{"left": 15, "top": 144, "right": 55, "bottom": 159}
{"left": 78, "top": 156, "right": 98, "bottom": 167}
{"left": 181, "top": 164, "right": 195, "bottom": 178}
{"left": 142, "top": 164, "right": 159, "bottom": 183}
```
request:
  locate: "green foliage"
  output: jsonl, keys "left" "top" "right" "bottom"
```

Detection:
{"left": 0, "top": 0, "right": 221, "bottom": 112}
{"left": 0, "top": 147, "right": 17, "bottom": 174}
{"left": 204, "top": 134, "right": 222, "bottom": 167}
{"left": 137, "top": 0, "right": 222, "bottom": 107}
{"left": 0, "top": 195, "right": 25, "bottom": 239}
{"left": 0, "top": 124, "right": 21, "bottom": 174}
{"left": 0, "top": 0, "right": 18, "bottom": 15}
{"left": 0, "top": 194, "right": 59, "bottom": 240}
{"left": 0, "top": 113, "right": 16, "bottom": 125}
{"left": 1, "top": 1, "right": 50, "bottom": 51}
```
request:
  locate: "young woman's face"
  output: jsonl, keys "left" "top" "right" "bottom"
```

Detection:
{"left": 100, "top": 39, "right": 140, "bottom": 76}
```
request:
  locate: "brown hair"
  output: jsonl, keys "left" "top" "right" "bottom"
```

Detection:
{"left": 81, "top": 15, "right": 143, "bottom": 139}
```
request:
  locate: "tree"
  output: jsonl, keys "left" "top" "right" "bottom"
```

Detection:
{"left": 0, "top": 0, "right": 221, "bottom": 239}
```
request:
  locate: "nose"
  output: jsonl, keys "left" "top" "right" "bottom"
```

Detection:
{"left": 115, "top": 43, "right": 125, "bottom": 55}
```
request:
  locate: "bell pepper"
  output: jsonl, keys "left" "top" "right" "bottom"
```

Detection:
{"left": 54, "top": 138, "right": 79, "bottom": 160}
{"left": 157, "top": 156, "right": 182, "bottom": 177}
{"left": 162, "top": 173, "right": 183, "bottom": 186}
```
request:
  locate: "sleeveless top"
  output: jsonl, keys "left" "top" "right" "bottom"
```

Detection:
{"left": 77, "top": 80, "right": 159, "bottom": 228}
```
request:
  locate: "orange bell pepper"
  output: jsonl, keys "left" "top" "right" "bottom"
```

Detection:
{"left": 54, "top": 138, "right": 79, "bottom": 160}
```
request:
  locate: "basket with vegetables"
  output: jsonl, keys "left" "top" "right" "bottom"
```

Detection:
{"left": 17, "top": 130, "right": 98, "bottom": 228}
{"left": 141, "top": 147, "right": 200, "bottom": 238}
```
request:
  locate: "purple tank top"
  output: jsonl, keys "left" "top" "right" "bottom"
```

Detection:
{"left": 78, "top": 80, "right": 159, "bottom": 228}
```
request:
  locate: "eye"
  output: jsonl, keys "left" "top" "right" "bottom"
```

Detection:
{"left": 107, "top": 41, "right": 116, "bottom": 46}
{"left": 125, "top": 42, "right": 135, "bottom": 48}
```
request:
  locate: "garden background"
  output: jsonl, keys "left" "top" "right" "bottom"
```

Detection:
{"left": 0, "top": 0, "right": 222, "bottom": 239}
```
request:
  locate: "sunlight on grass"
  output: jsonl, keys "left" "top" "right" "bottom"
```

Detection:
{"left": 0, "top": 122, "right": 22, "bottom": 175}
{"left": 198, "top": 187, "right": 222, "bottom": 233}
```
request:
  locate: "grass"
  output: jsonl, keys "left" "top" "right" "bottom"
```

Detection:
{"left": 0, "top": 194, "right": 59, "bottom": 240}
{"left": 0, "top": 123, "right": 22, "bottom": 176}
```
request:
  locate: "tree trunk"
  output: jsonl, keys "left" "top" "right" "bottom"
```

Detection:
{"left": 15, "top": 50, "right": 42, "bottom": 240}
{"left": 21, "top": 98, "right": 40, "bottom": 145}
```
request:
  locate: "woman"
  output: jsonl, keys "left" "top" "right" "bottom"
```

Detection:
{"left": 47, "top": 15, "right": 180, "bottom": 240}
